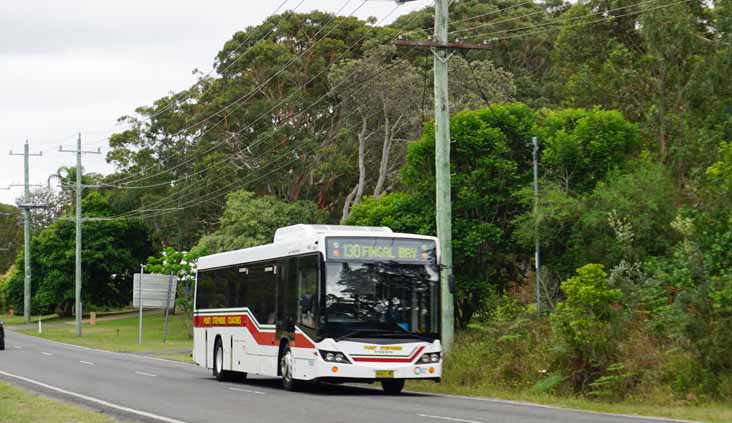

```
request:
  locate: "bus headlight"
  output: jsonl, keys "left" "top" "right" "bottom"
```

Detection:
{"left": 418, "top": 353, "right": 441, "bottom": 364}
{"left": 319, "top": 350, "right": 351, "bottom": 364}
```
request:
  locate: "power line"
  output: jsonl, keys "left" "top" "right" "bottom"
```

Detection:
{"left": 100, "top": 1, "right": 402, "bottom": 195}
{"left": 447, "top": 4, "right": 557, "bottom": 38}
{"left": 57, "top": 3, "right": 407, "bottom": 224}
{"left": 106, "top": 42, "right": 418, "bottom": 221}
{"left": 110, "top": 50, "right": 416, "bottom": 221}
{"left": 68, "top": 0, "right": 306, "bottom": 149}
{"left": 399, "top": 0, "right": 536, "bottom": 39}
{"left": 459, "top": 0, "right": 661, "bottom": 42}
{"left": 108, "top": 0, "right": 366, "bottom": 188}
{"left": 467, "top": 0, "right": 692, "bottom": 44}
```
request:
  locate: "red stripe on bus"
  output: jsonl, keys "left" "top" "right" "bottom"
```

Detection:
{"left": 293, "top": 332, "right": 315, "bottom": 349}
{"left": 193, "top": 314, "right": 277, "bottom": 346}
{"left": 351, "top": 346, "right": 425, "bottom": 363}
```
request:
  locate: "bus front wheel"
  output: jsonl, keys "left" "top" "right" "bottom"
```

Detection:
{"left": 213, "top": 339, "right": 234, "bottom": 381}
{"left": 279, "top": 346, "right": 300, "bottom": 391}
{"left": 381, "top": 379, "right": 405, "bottom": 395}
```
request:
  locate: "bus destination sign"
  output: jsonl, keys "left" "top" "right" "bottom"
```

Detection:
{"left": 326, "top": 237, "right": 436, "bottom": 264}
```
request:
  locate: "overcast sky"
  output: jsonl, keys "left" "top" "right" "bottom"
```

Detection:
{"left": 0, "top": 0, "right": 432, "bottom": 204}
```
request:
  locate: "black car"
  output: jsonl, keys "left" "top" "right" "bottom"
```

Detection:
{"left": 0, "top": 320, "right": 4, "bottom": 350}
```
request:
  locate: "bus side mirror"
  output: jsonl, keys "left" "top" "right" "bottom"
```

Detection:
{"left": 448, "top": 275, "right": 456, "bottom": 294}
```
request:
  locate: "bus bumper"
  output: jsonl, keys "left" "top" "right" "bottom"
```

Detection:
{"left": 293, "top": 357, "right": 443, "bottom": 381}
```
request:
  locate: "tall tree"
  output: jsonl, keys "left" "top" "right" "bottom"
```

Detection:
{"left": 349, "top": 103, "right": 538, "bottom": 327}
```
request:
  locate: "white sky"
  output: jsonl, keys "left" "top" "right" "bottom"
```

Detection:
{"left": 0, "top": 0, "right": 432, "bottom": 205}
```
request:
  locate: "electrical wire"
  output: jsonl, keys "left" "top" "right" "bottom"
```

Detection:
{"left": 102, "top": 1, "right": 400, "bottom": 193}
{"left": 96, "top": 6, "right": 413, "bottom": 218}
{"left": 447, "top": 5, "right": 557, "bottom": 38}
{"left": 465, "top": 0, "right": 692, "bottom": 44}
{"left": 137, "top": 0, "right": 703, "bottom": 222}
{"left": 109, "top": 51, "right": 416, "bottom": 220}
{"left": 398, "top": 0, "right": 536, "bottom": 40}
{"left": 109, "top": 48, "right": 417, "bottom": 219}
{"left": 459, "top": 0, "right": 661, "bottom": 42}
{"left": 107, "top": 0, "right": 366, "bottom": 187}
{"left": 76, "top": 0, "right": 304, "bottom": 148}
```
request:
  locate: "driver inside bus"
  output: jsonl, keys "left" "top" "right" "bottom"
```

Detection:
{"left": 299, "top": 293, "right": 315, "bottom": 327}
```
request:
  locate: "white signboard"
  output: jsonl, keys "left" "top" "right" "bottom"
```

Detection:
{"left": 133, "top": 273, "right": 177, "bottom": 309}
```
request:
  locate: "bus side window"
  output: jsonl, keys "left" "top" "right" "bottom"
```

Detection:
{"left": 280, "top": 257, "right": 297, "bottom": 333}
{"left": 195, "top": 270, "right": 216, "bottom": 309}
{"left": 298, "top": 255, "right": 319, "bottom": 329}
{"left": 248, "top": 263, "right": 277, "bottom": 325}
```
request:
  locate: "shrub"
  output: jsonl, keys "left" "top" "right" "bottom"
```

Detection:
{"left": 551, "top": 264, "right": 624, "bottom": 390}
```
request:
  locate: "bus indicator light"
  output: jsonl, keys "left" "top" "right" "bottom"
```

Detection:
{"left": 331, "top": 366, "right": 339, "bottom": 373}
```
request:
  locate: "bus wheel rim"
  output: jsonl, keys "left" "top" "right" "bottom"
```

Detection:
{"left": 216, "top": 346, "right": 222, "bottom": 374}
{"left": 282, "top": 351, "right": 292, "bottom": 382}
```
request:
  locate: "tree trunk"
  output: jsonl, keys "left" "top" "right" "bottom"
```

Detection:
{"left": 354, "top": 109, "right": 368, "bottom": 207}
{"left": 340, "top": 184, "right": 359, "bottom": 223}
{"left": 374, "top": 106, "right": 394, "bottom": 199}
{"left": 658, "top": 66, "right": 668, "bottom": 165}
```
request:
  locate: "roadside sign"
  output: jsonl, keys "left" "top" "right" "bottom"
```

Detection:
{"left": 133, "top": 273, "right": 177, "bottom": 309}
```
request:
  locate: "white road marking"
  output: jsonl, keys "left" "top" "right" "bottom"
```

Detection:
{"left": 79, "top": 361, "right": 94, "bottom": 366}
{"left": 14, "top": 345, "right": 22, "bottom": 349}
{"left": 135, "top": 371, "right": 157, "bottom": 377}
{"left": 0, "top": 369, "right": 188, "bottom": 423}
{"left": 41, "top": 352, "right": 53, "bottom": 356}
{"left": 417, "top": 414, "right": 483, "bottom": 423}
{"left": 416, "top": 392, "right": 703, "bottom": 423}
{"left": 228, "top": 387, "right": 265, "bottom": 395}
{"left": 9, "top": 332, "right": 195, "bottom": 368}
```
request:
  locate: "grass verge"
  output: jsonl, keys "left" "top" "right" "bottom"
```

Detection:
{"left": 407, "top": 381, "right": 729, "bottom": 423}
{"left": 0, "top": 313, "right": 67, "bottom": 326}
{"left": 19, "top": 312, "right": 192, "bottom": 354}
{"left": 1, "top": 309, "right": 138, "bottom": 326}
{"left": 0, "top": 380, "right": 119, "bottom": 423}
{"left": 17, "top": 312, "right": 728, "bottom": 422}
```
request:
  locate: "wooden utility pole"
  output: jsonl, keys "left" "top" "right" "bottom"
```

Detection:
{"left": 394, "top": 1, "right": 491, "bottom": 352}
{"left": 60, "top": 134, "right": 101, "bottom": 337}
{"left": 433, "top": 0, "right": 455, "bottom": 353}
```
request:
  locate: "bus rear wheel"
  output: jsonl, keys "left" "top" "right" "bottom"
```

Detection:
{"left": 213, "top": 339, "right": 234, "bottom": 381}
{"left": 381, "top": 379, "right": 405, "bottom": 395}
{"left": 279, "top": 346, "right": 300, "bottom": 391}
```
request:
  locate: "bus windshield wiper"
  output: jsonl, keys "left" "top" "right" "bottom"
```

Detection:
{"left": 336, "top": 329, "right": 432, "bottom": 342}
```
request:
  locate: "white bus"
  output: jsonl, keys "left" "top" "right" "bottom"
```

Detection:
{"left": 193, "top": 224, "right": 442, "bottom": 394}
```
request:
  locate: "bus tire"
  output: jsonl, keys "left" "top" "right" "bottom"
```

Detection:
{"left": 279, "top": 346, "right": 300, "bottom": 391}
{"left": 213, "top": 338, "right": 234, "bottom": 381}
{"left": 381, "top": 379, "right": 405, "bottom": 395}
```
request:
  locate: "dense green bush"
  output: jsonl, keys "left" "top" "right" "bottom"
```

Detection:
{"left": 551, "top": 264, "right": 624, "bottom": 390}
{"left": 197, "top": 190, "right": 325, "bottom": 254}
{"left": 3, "top": 192, "right": 151, "bottom": 315}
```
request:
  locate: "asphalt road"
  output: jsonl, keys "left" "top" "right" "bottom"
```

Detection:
{"left": 0, "top": 330, "right": 697, "bottom": 423}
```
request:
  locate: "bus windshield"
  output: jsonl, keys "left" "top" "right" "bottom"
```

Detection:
{"left": 322, "top": 260, "right": 439, "bottom": 340}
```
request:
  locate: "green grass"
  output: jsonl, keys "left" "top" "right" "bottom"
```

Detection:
{"left": 0, "top": 313, "right": 67, "bottom": 326}
{"left": 1, "top": 309, "right": 138, "bottom": 327}
{"left": 0, "top": 380, "right": 119, "bottom": 423}
{"left": 19, "top": 312, "right": 192, "bottom": 354}
{"left": 407, "top": 381, "right": 730, "bottom": 423}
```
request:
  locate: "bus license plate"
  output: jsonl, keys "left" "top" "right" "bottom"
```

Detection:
{"left": 375, "top": 370, "right": 394, "bottom": 378}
